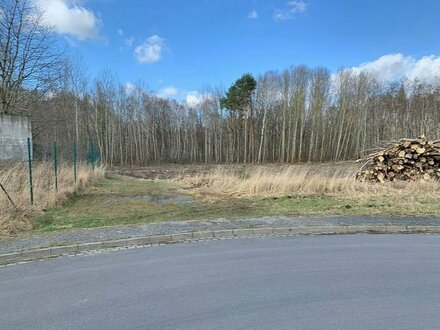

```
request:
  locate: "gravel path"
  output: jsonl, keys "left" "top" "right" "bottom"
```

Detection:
{"left": 2, "top": 215, "right": 440, "bottom": 255}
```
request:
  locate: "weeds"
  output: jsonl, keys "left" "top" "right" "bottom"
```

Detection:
{"left": 0, "top": 162, "right": 103, "bottom": 236}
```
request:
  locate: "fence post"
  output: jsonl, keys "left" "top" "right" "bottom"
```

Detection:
{"left": 27, "top": 137, "right": 34, "bottom": 205}
{"left": 54, "top": 142, "right": 58, "bottom": 192}
{"left": 73, "top": 143, "right": 77, "bottom": 183}
{"left": 91, "top": 141, "right": 95, "bottom": 171}
{"left": 0, "top": 182, "right": 17, "bottom": 209}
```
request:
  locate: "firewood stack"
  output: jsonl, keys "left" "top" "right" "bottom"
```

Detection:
{"left": 356, "top": 136, "right": 440, "bottom": 182}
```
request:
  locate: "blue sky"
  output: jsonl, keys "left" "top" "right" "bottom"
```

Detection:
{"left": 34, "top": 0, "right": 440, "bottom": 100}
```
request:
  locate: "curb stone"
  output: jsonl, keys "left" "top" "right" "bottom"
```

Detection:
{"left": 192, "top": 231, "right": 214, "bottom": 239}
{"left": 251, "top": 228, "right": 273, "bottom": 235}
{"left": 171, "top": 233, "right": 194, "bottom": 242}
{"left": 1, "top": 225, "right": 440, "bottom": 265}
{"left": 233, "top": 228, "right": 253, "bottom": 236}
{"left": 213, "top": 229, "right": 235, "bottom": 238}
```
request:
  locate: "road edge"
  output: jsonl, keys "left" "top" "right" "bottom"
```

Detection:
{"left": 1, "top": 225, "right": 440, "bottom": 265}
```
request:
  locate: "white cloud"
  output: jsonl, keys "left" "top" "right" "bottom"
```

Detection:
{"left": 34, "top": 0, "right": 101, "bottom": 40}
{"left": 273, "top": 1, "right": 307, "bottom": 21}
{"left": 157, "top": 86, "right": 179, "bottom": 99}
{"left": 134, "top": 35, "right": 166, "bottom": 64}
{"left": 117, "top": 29, "right": 124, "bottom": 36}
{"left": 150, "top": 88, "right": 216, "bottom": 106}
{"left": 248, "top": 10, "right": 258, "bottom": 19}
{"left": 349, "top": 53, "right": 440, "bottom": 84}
{"left": 185, "top": 91, "right": 203, "bottom": 108}
{"left": 405, "top": 56, "right": 440, "bottom": 82}
{"left": 185, "top": 91, "right": 215, "bottom": 108}
{"left": 124, "top": 82, "right": 136, "bottom": 94}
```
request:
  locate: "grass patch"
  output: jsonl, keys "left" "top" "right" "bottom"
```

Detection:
{"left": 34, "top": 176, "right": 357, "bottom": 232}
{"left": 31, "top": 163, "right": 440, "bottom": 233}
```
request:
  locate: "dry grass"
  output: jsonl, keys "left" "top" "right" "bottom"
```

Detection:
{"left": 0, "top": 162, "right": 104, "bottom": 236}
{"left": 26, "top": 163, "right": 440, "bottom": 233}
{"left": 4, "top": 162, "right": 440, "bottom": 237}
{"left": 179, "top": 163, "right": 440, "bottom": 200}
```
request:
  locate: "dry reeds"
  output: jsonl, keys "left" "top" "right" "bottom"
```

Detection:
{"left": 179, "top": 163, "right": 440, "bottom": 199}
{"left": 0, "top": 162, "right": 103, "bottom": 236}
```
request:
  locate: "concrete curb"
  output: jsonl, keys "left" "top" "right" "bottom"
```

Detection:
{"left": 1, "top": 225, "right": 440, "bottom": 265}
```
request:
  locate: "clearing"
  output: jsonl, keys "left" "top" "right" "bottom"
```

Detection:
{"left": 33, "top": 163, "right": 440, "bottom": 233}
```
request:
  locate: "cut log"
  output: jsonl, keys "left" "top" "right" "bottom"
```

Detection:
{"left": 377, "top": 172, "right": 385, "bottom": 183}
{"left": 356, "top": 136, "right": 440, "bottom": 183}
{"left": 402, "top": 141, "right": 412, "bottom": 148}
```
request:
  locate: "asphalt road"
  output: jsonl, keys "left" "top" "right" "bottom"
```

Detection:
{"left": 1, "top": 235, "right": 440, "bottom": 330}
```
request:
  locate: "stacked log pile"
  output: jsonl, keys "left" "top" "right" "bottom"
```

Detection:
{"left": 356, "top": 136, "right": 440, "bottom": 182}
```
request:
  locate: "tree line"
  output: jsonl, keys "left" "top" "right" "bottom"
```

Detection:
{"left": 29, "top": 66, "right": 440, "bottom": 165}
{"left": 2, "top": 0, "right": 440, "bottom": 165}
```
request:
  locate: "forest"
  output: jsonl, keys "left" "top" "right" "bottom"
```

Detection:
{"left": 25, "top": 65, "right": 440, "bottom": 165}
{"left": 2, "top": 0, "right": 440, "bottom": 166}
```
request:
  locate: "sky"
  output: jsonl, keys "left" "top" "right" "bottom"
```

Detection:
{"left": 33, "top": 0, "right": 440, "bottom": 102}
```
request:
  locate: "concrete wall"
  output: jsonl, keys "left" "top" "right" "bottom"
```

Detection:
{"left": 0, "top": 115, "right": 32, "bottom": 162}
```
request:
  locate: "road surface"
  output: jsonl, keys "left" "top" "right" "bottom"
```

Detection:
{"left": 1, "top": 234, "right": 440, "bottom": 329}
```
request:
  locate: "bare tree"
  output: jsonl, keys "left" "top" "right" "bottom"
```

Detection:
{"left": 27, "top": 61, "right": 440, "bottom": 166}
{"left": 0, "top": 0, "right": 61, "bottom": 114}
